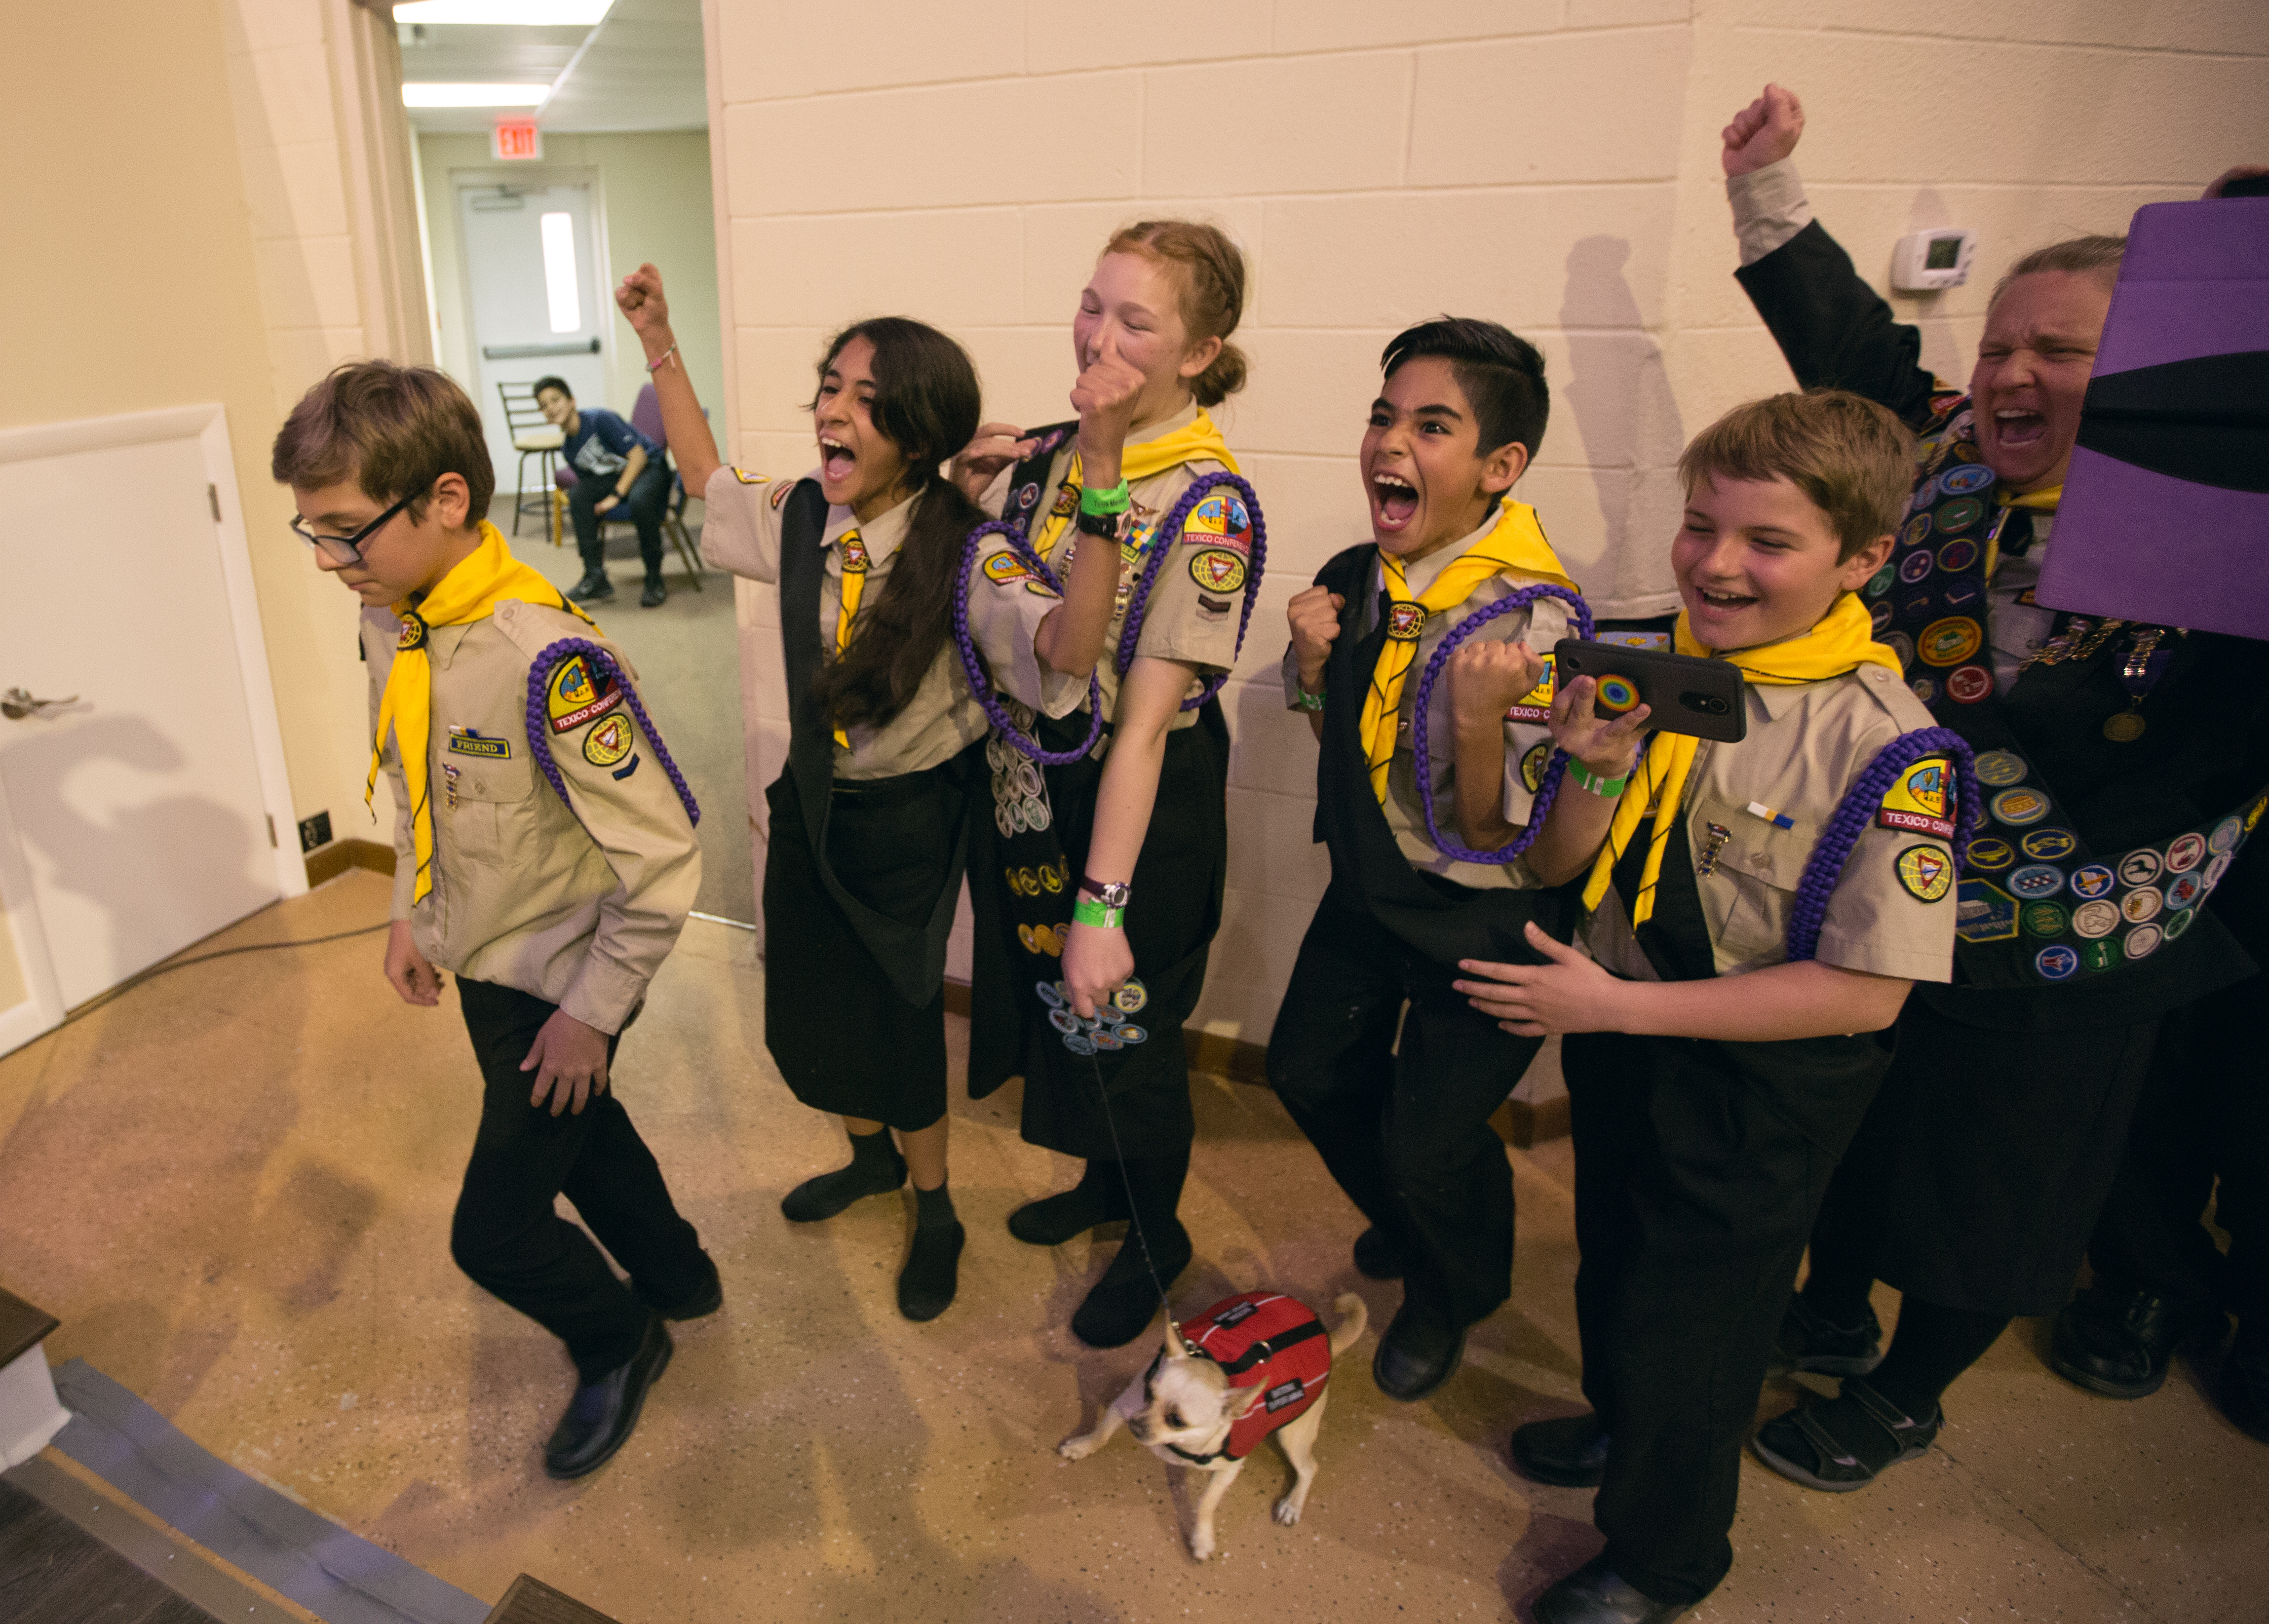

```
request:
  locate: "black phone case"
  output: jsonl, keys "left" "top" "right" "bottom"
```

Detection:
{"left": 1553, "top": 639, "right": 1748, "bottom": 743}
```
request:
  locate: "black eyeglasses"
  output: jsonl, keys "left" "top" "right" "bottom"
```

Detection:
{"left": 289, "top": 491, "right": 418, "bottom": 567}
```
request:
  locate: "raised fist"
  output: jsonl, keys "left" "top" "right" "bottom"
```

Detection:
{"left": 1722, "top": 84, "right": 1805, "bottom": 178}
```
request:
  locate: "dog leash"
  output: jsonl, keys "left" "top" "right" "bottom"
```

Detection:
{"left": 1083, "top": 1039, "right": 1175, "bottom": 1321}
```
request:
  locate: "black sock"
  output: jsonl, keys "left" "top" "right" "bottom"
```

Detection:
{"left": 1867, "top": 1299, "right": 2010, "bottom": 1420}
{"left": 1800, "top": 1253, "right": 1881, "bottom": 1330}
{"left": 780, "top": 1127, "right": 905, "bottom": 1222}
{"left": 914, "top": 1181, "right": 958, "bottom": 1230}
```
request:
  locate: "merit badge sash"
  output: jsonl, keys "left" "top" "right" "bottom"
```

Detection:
{"left": 1881, "top": 396, "right": 2267, "bottom": 983}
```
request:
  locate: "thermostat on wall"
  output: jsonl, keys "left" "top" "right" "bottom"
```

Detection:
{"left": 1892, "top": 229, "right": 1977, "bottom": 292}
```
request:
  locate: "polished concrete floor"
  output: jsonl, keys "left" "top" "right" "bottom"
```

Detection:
{"left": 1, "top": 872, "right": 2261, "bottom": 1623}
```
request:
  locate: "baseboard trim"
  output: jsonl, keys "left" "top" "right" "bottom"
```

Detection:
{"left": 305, "top": 838, "right": 395, "bottom": 887}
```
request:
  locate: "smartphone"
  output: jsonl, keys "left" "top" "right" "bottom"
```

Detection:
{"left": 1553, "top": 638, "right": 1748, "bottom": 743}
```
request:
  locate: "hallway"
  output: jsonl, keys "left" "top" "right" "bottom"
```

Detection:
{"left": 0, "top": 874, "right": 2259, "bottom": 1622}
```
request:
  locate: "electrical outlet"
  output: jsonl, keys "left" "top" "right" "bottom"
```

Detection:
{"left": 299, "top": 811, "right": 334, "bottom": 853}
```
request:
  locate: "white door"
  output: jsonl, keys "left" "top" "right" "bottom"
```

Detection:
{"left": 0, "top": 410, "right": 297, "bottom": 1052}
{"left": 458, "top": 179, "right": 609, "bottom": 506}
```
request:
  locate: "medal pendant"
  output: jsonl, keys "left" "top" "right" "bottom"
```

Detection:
{"left": 2103, "top": 710, "right": 2146, "bottom": 743}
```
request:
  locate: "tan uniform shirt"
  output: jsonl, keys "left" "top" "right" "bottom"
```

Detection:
{"left": 1582, "top": 664, "right": 1958, "bottom": 982}
{"left": 1280, "top": 514, "right": 1574, "bottom": 889}
{"left": 364, "top": 599, "right": 700, "bottom": 1034}
{"left": 700, "top": 469, "right": 990, "bottom": 778}
{"left": 967, "top": 400, "right": 1249, "bottom": 729}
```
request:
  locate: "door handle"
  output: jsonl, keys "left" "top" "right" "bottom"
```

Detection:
{"left": 2, "top": 687, "right": 79, "bottom": 720}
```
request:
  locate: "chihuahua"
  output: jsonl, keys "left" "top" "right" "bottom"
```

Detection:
{"left": 1060, "top": 1290, "right": 1368, "bottom": 1561}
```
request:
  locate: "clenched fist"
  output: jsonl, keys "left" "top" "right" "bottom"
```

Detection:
{"left": 1071, "top": 333, "right": 1148, "bottom": 487}
{"left": 1446, "top": 638, "right": 1543, "bottom": 734}
{"left": 1722, "top": 84, "right": 1804, "bottom": 177}
{"left": 1287, "top": 584, "right": 1345, "bottom": 694}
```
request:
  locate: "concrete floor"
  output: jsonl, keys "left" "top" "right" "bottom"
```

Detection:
{"left": 1, "top": 872, "right": 2261, "bottom": 1623}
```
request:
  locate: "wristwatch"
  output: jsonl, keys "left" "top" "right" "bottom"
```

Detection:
{"left": 1075, "top": 506, "right": 1120, "bottom": 539}
{"left": 1081, "top": 876, "right": 1132, "bottom": 908}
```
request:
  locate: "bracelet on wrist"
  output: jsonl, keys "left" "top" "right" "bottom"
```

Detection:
{"left": 645, "top": 342, "right": 679, "bottom": 373}
{"left": 1077, "top": 479, "right": 1132, "bottom": 517}
{"left": 1566, "top": 758, "right": 1631, "bottom": 798}
{"left": 1072, "top": 895, "right": 1124, "bottom": 930}
{"left": 1075, "top": 506, "right": 1119, "bottom": 539}
{"left": 1292, "top": 686, "right": 1326, "bottom": 713}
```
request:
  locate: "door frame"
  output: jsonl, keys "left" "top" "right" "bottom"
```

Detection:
{"left": 0, "top": 403, "right": 306, "bottom": 1047}
{"left": 445, "top": 164, "right": 613, "bottom": 394}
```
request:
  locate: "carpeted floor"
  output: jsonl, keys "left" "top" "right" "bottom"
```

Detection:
{"left": 2, "top": 873, "right": 2263, "bottom": 1622}
{"left": 496, "top": 496, "right": 753, "bottom": 924}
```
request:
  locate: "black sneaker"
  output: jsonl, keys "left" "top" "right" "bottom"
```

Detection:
{"left": 569, "top": 572, "right": 615, "bottom": 603}
{"left": 640, "top": 577, "right": 667, "bottom": 608}
{"left": 1766, "top": 1294, "right": 1884, "bottom": 1379}
{"left": 1373, "top": 1299, "right": 1467, "bottom": 1401}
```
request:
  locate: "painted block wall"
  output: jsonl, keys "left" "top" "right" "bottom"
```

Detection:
{"left": 702, "top": 0, "right": 2269, "bottom": 1045}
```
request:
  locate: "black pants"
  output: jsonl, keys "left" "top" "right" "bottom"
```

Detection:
{"left": 452, "top": 977, "right": 708, "bottom": 1382}
{"left": 569, "top": 461, "right": 672, "bottom": 579}
{"left": 2086, "top": 969, "right": 2269, "bottom": 1325}
{"left": 1566, "top": 1027, "right": 1883, "bottom": 1606}
{"left": 1268, "top": 887, "right": 1540, "bottom": 1330}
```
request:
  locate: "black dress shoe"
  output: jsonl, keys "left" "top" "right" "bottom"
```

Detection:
{"left": 1512, "top": 1410, "right": 1611, "bottom": 1487}
{"left": 1372, "top": 1300, "right": 1466, "bottom": 1401}
{"left": 1535, "top": 1557, "right": 1690, "bottom": 1624}
{"left": 639, "top": 576, "right": 667, "bottom": 608}
{"left": 2049, "top": 1283, "right": 2227, "bottom": 1399}
{"left": 568, "top": 572, "right": 615, "bottom": 603}
{"left": 544, "top": 1314, "right": 672, "bottom": 1480}
{"left": 640, "top": 1253, "right": 722, "bottom": 1321}
{"left": 1352, "top": 1226, "right": 1405, "bottom": 1280}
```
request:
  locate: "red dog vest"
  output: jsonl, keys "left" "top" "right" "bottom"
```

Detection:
{"left": 1160, "top": 1292, "right": 1331, "bottom": 1462}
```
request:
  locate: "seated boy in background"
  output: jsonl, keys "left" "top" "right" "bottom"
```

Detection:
{"left": 533, "top": 375, "right": 675, "bottom": 608}
{"left": 275, "top": 362, "right": 717, "bottom": 1481}
{"left": 1458, "top": 391, "right": 1961, "bottom": 1624}
{"left": 1270, "top": 318, "right": 1608, "bottom": 1402}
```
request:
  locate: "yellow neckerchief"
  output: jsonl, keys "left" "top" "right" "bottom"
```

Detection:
{"left": 367, "top": 521, "right": 592, "bottom": 903}
{"left": 1034, "top": 408, "right": 1239, "bottom": 567}
{"left": 1580, "top": 591, "right": 1901, "bottom": 926}
{"left": 831, "top": 525, "right": 867, "bottom": 748}
{"left": 1986, "top": 482, "right": 2061, "bottom": 577}
{"left": 1356, "top": 499, "right": 1577, "bottom": 803}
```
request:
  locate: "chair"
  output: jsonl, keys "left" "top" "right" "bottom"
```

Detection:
{"left": 552, "top": 384, "right": 705, "bottom": 589}
{"left": 498, "top": 381, "right": 564, "bottom": 540}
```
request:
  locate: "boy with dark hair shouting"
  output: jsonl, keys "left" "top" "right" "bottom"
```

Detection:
{"left": 276, "top": 361, "right": 716, "bottom": 1481}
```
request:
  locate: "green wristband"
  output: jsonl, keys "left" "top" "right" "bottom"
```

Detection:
{"left": 1567, "top": 758, "right": 1631, "bottom": 798}
{"left": 1072, "top": 896, "right": 1124, "bottom": 929}
{"left": 1292, "top": 686, "right": 1326, "bottom": 713}
{"left": 1078, "top": 479, "right": 1132, "bottom": 517}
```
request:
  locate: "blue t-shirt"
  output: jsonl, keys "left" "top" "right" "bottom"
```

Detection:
{"left": 562, "top": 407, "right": 662, "bottom": 482}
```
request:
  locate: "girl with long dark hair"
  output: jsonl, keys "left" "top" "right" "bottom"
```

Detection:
{"left": 618, "top": 267, "right": 991, "bottom": 1321}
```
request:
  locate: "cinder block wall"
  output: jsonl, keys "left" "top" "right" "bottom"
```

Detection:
{"left": 702, "top": 0, "right": 2269, "bottom": 1044}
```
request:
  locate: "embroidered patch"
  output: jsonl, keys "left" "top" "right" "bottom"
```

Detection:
{"left": 840, "top": 534, "right": 870, "bottom": 573}
{"left": 1895, "top": 845, "right": 1954, "bottom": 902}
{"left": 1506, "top": 654, "right": 1557, "bottom": 724}
{"left": 1183, "top": 492, "right": 1255, "bottom": 555}
{"left": 1989, "top": 786, "right": 2050, "bottom": 827}
{"left": 2036, "top": 944, "right": 2080, "bottom": 980}
{"left": 1025, "top": 577, "right": 1062, "bottom": 599}
{"left": 2123, "top": 923, "right": 2163, "bottom": 960}
{"left": 768, "top": 482, "right": 792, "bottom": 509}
{"left": 1917, "top": 616, "right": 1983, "bottom": 668}
{"left": 1965, "top": 836, "right": 2015, "bottom": 871}
{"left": 1049, "top": 484, "right": 1079, "bottom": 518}
{"left": 447, "top": 734, "right": 510, "bottom": 759}
{"left": 2072, "top": 898, "right": 2121, "bottom": 939}
{"left": 1197, "top": 592, "right": 1232, "bottom": 617}
{"left": 1878, "top": 756, "right": 1957, "bottom": 838}
{"left": 1265, "top": 1377, "right": 1309, "bottom": 1413}
{"left": 396, "top": 615, "right": 428, "bottom": 652}
{"left": 1944, "top": 664, "right": 1994, "bottom": 704}
{"left": 1385, "top": 602, "right": 1427, "bottom": 641}
{"left": 2019, "top": 827, "right": 2077, "bottom": 861}
{"left": 1039, "top": 861, "right": 1065, "bottom": 894}
{"left": 1112, "top": 979, "right": 1149, "bottom": 1014}
{"left": 2021, "top": 900, "right": 2069, "bottom": 938}
{"left": 1187, "top": 547, "right": 1246, "bottom": 594}
{"left": 2070, "top": 863, "right": 2116, "bottom": 899}
{"left": 2121, "top": 886, "right": 2163, "bottom": 924}
{"left": 582, "top": 712, "right": 634, "bottom": 768}
{"left": 731, "top": 467, "right": 769, "bottom": 484}
{"left": 546, "top": 654, "right": 622, "bottom": 735}
{"left": 983, "top": 551, "right": 1034, "bottom": 586}
{"left": 1972, "top": 751, "right": 2028, "bottom": 787}
{"left": 1956, "top": 879, "right": 2019, "bottom": 942}
{"left": 2010, "top": 864, "right": 2064, "bottom": 899}
{"left": 1520, "top": 741, "right": 1549, "bottom": 793}
{"left": 2165, "top": 832, "right": 2206, "bottom": 873}
{"left": 611, "top": 753, "right": 641, "bottom": 781}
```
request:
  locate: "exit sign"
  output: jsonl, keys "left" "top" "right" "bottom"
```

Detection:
{"left": 493, "top": 119, "right": 542, "bottom": 161}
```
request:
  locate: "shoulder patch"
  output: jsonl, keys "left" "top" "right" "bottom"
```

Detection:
{"left": 1894, "top": 844, "right": 1954, "bottom": 902}
{"left": 582, "top": 711, "right": 635, "bottom": 767}
{"left": 1506, "top": 654, "right": 1556, "bottom": 724}
{"left": 983, "top": 551, "right": 1034, "bottom": 586}
{"left": 769, "top": 482, "right": 793, "bottom": 509}
{"left": 1878, "top": 755, "right": 1956, "bottom": 838}
{"left": 1182, "top": 491, "right": 1254, "bottom": 556}
{"left": 731, "top": 466, "right": 769, "bottom": 484}
{"left": 1187, "top": 547, "right": 1247, "bottom": 594}
{"left": 547, "top": 652, "right": 622, "bottom": 735}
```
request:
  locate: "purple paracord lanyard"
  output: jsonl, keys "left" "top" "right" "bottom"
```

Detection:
{"left": 524, "top": 638, "right": 702, "bottom": 825}
{"left": 1405, "top": 583, "right": 1594, "bottom": 866}
{"left": 950, "top": 471, "right": 1269, "bottom": 768}
{"left": 1785, "top": 725, "right": 1978, "bottom": 963}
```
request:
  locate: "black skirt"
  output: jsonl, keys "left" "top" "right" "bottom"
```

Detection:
{"left": 761, "top": 763, "right": 964, "bottom": 1131}
{"left": 968, "top": 703, "right": 1228, "bottom": 1159}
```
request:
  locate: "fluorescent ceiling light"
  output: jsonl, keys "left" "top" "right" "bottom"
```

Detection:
{"left": 393, "top": 1, "right": 613, "bottom": 23}
{"left": 401, "top": 82, "right": 551, "bottom": 107}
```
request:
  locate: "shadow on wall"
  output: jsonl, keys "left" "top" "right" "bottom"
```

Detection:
{"left": 1559, "top": 236, "right": 1686, "bottom": 609}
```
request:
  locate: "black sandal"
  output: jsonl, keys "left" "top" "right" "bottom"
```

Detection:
{"left": 1751, "top": 1377, "right": 1940, "bottom": 1492}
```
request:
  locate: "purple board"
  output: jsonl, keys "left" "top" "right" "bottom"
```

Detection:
{"left": 2037, "top": 196, "right": 2269, "bottom": 640}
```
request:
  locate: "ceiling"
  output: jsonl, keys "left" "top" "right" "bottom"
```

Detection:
{"left": 398, "top": 0, "right": 708, "bottom": 135}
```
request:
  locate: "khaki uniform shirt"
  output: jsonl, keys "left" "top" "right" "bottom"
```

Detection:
{"left": 967, "top": 400, "right": 1249, "bottom": 730}
{"left": 364, "top": 600, "right": 700, "bottom": 1034}
{"left": 700, "top": 469, "right": 989, "bottom": 778}
{"left": 1582, "top": 663, "right": 1958, "bottom": 982}
{"left": 1280, "top": 514, "right": 1574, "bottom": 890}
